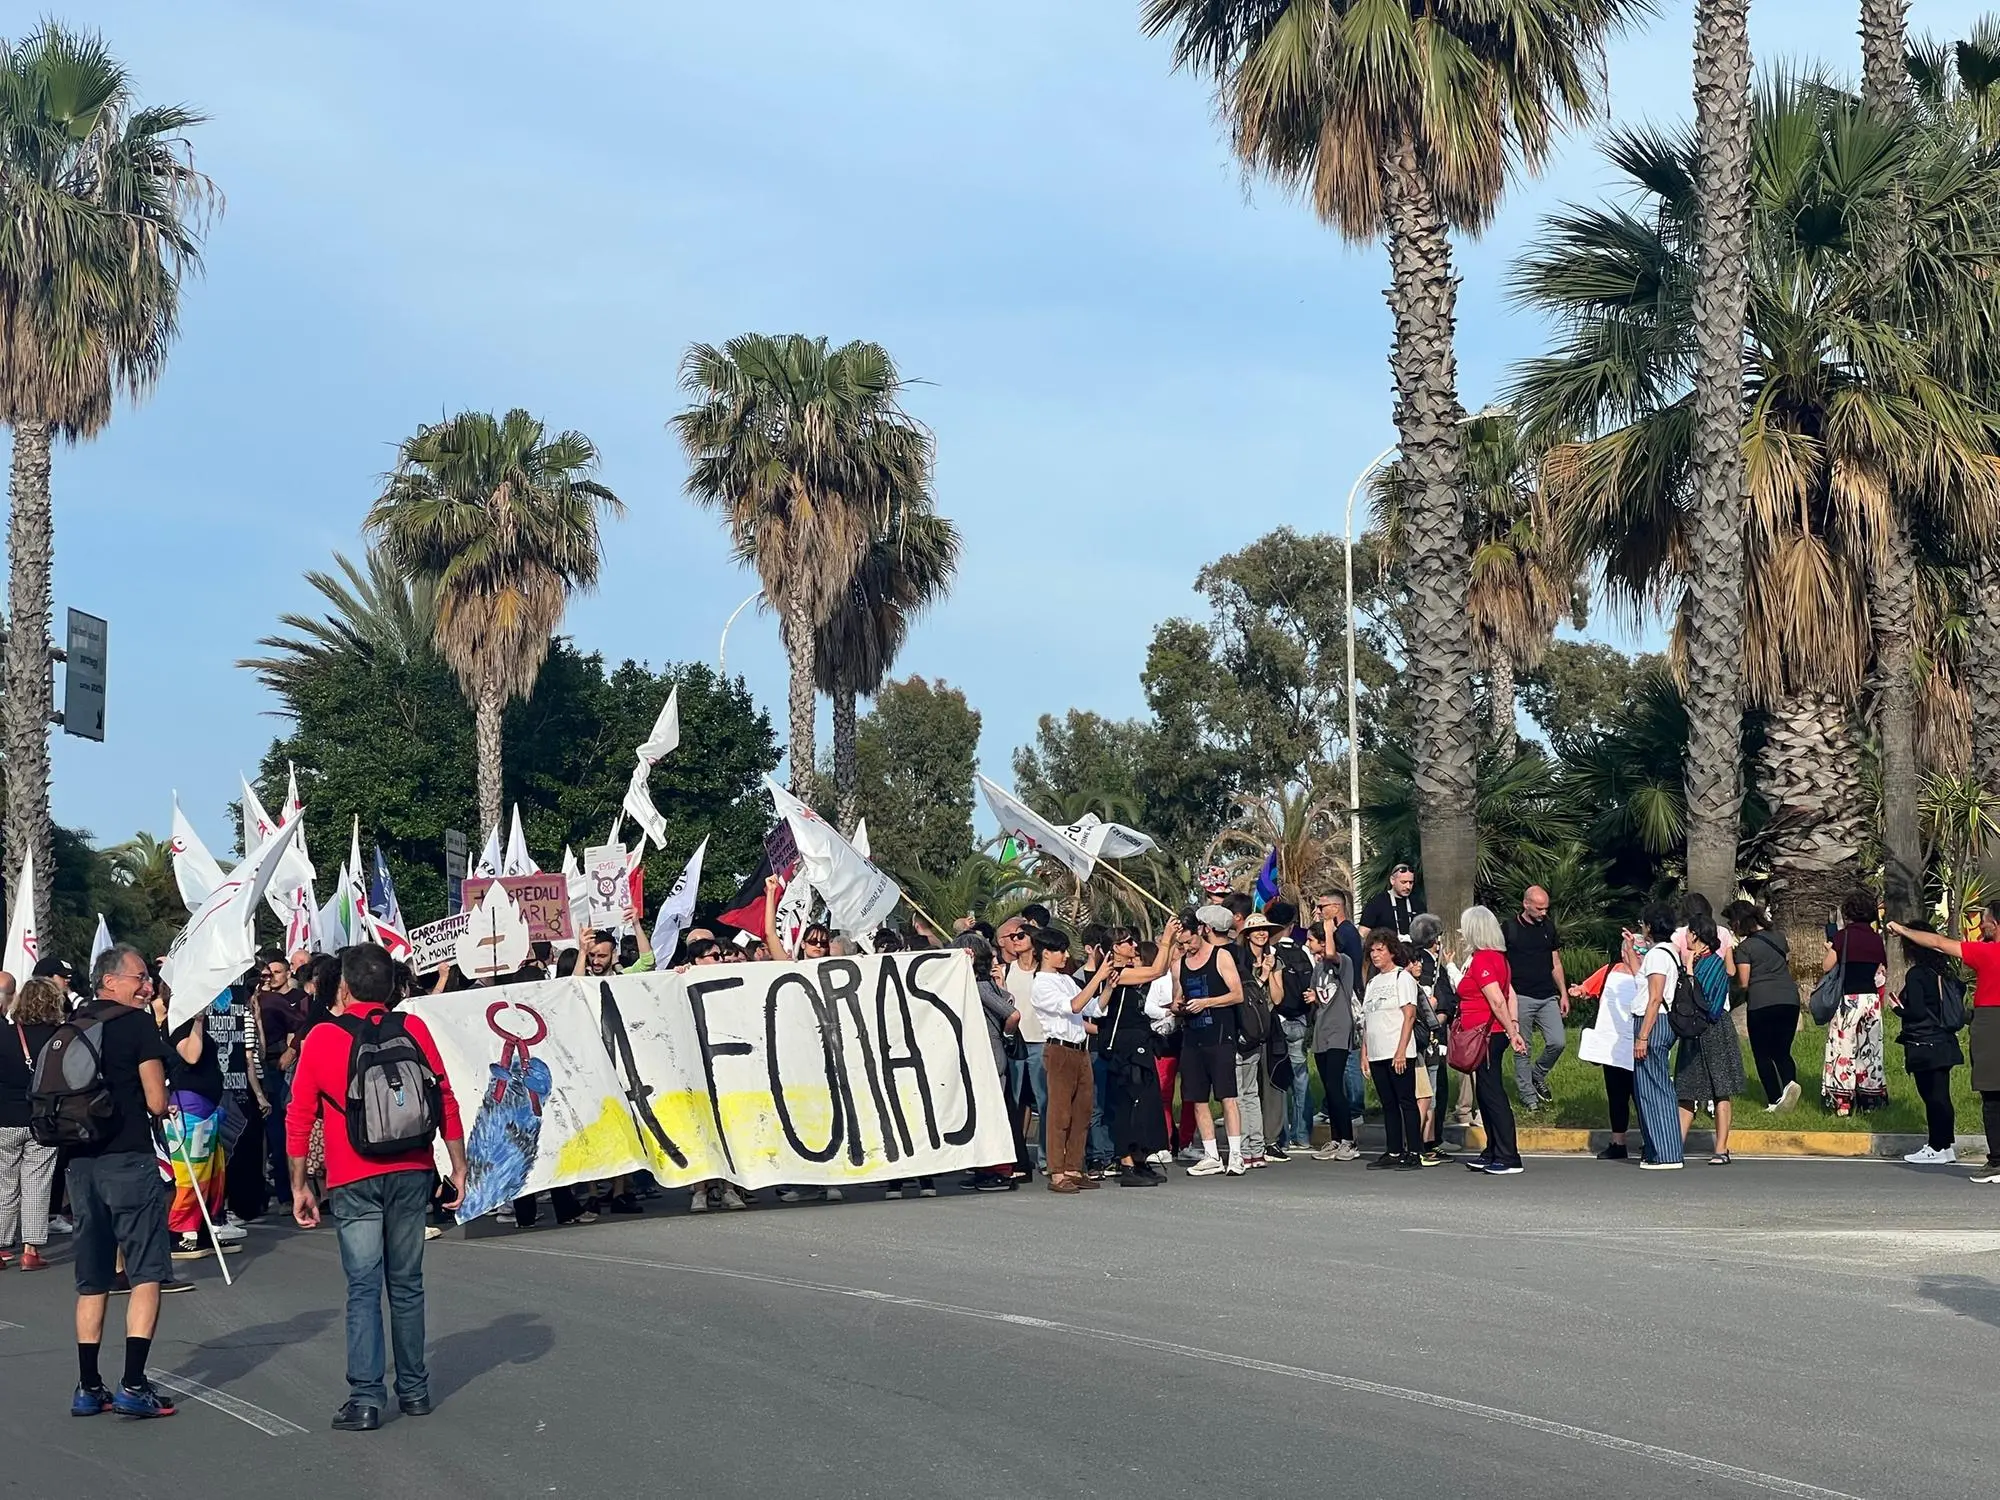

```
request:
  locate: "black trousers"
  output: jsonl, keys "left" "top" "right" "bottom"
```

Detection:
{"left": 1982, "top": 1092, "right": 2000, "bottom": 1167}
{"left": 1369, "top": 1059, "right": 1421, "bottom": 1158}
{"left": 1746, "top": 1004, "right": 1800, "bottom": 1104}
{"left": 224, "top": 1094, "right": 270, "bottom": 1221}
{"left": 1314, "top": 1049, "right": 1352, "bottom": 1141}
{"left": 1912, "top": 1067, "right": 1956, "bottom": 1151}
{"left": 1604, "top": 1065, "right": 1634, "bottom": 1135}
{"left": 1475, "top": 1034, "right": 1521, "bottom": 1168}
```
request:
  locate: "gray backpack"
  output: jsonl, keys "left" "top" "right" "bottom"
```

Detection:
{"left": 335, "top": 1011, "right": 443, "bottom": 1158}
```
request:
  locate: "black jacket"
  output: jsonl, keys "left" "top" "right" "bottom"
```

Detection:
{"left": 1898, "top": 962, "right": 1964, "bottom": 1070}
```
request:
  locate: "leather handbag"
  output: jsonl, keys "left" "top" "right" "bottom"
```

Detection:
{"left": 1808, "top": 929, "right": 1848, "bottom": 1026}
{"left": 1446, "top": 1019, "right": 1489, "bottom": 1073}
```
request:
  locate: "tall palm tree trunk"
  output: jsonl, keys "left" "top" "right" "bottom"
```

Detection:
{"left": 1682, "top": 0, "right": 1755, "bottom": 909}
{"left": 1488, "top": 655, "right": 1517, "bottom": 758}
{"left": 784, "top": 594, "right": 817, "bottom": 799}
{"left": 1970, "top": 554, "right": 2000, "bottom": 887}
{"left": 1860, "top": 0, "right": 1922, "bottom": 934}
{"left": 474, "top": 674, "right": 504, "bottom": 843}
{"left": 832, "top": 684, "right": 860, "bottom": 834}
{"left": 5, "top": 420, "right": 55, "bottom": 934}
{"left": 1759, "top": 688, "right": 1868, "bottom": 970}
{"left": 1382, "top": 135, "right": 1478, "bottom": 938}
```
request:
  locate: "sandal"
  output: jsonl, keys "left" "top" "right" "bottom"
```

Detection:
{"left": 1709, "top": 1152, "right": 1732, "bottom": 1166}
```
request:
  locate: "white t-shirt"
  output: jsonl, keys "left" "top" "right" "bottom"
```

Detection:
{"left": 1007, "top": 964, "right": 1045, "bottom": 1043}
{"left": 1637, "top": 945, "right": 1680, "bottom": 1032}
{"left": 1030, "top": 972, "right": 1089, "bottom": 1045}
{"left": 1144, "top": 973, "right": 1176, "bottom": 1036}
{"left": 1360, "top": 969, "right": 1419, "bottom": 1062}
{"left": 1599, "top": 966, "right": 1642, "bottom": 1041}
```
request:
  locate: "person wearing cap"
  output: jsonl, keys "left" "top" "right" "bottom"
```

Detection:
{"left": 1174, "top": 906, "right": 1248, "bottom": 1177}
{"left": 30, "top": 955, "right": 73, "bottom": 1012}
{"left": 1360, "top": 866, "right": 1421, "bottom": 942}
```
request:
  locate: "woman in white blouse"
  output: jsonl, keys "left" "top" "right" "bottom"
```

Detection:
{"left": 1359, "top": 928, "right": 1425, "bottom": 1170}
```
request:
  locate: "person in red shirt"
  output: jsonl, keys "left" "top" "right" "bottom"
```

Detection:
{"left": 287, "top": 944, "right": 465, "bottom": 1432}
{"left": 1455, "top": 905, "right": 1526, "bottom": 1175}
{"left": 1889, "top": 902, "right": 2000, "bottom": 1182}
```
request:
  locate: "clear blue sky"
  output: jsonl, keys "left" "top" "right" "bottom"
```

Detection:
{"left": 47, "top": 0, "right": 1995, "bottom": 856}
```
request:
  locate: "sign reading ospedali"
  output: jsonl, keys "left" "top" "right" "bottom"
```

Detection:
{"left": 459, "top": 873, "right": 575, "bottom": 943}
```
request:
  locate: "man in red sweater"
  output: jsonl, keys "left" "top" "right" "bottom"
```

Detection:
{"left": 287, "top": 944, "right": 466, "bottom": 1432}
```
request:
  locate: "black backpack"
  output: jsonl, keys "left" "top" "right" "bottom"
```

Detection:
{"left": 1666, "top": 957, "right": 1711, "bottom": 1041}
{"left": 1937, "top": 970, "right": 1970, "bottom": 1032}
{"left": 1271, "top": 944, "right": 1314, "bottom": 1021}
{"left": 1231, "top": 944, "right": 1272, "bottom": 1052}
{"left": 28, "top": 1002, "right": 119, "bottom": 1148}
{"left": 336, "top": 1010, "right": 445, "bottom": 1158}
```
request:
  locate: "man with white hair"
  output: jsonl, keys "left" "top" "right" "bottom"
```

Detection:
{"left": 1175, "top": 906, "right": 1248, "bottom": 1177}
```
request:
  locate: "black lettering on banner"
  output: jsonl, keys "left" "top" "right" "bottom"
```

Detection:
{"left": 874, "top": 959, "right": 938, "bottom": 1155}
{"left": 765, "top": 971, "right": 844, "bottom": 1162}
{"left": 824, "top": 957, "right": 900, "bottom": 1163}
{"left": 686, "top": 975, "right": 752, "bottom": 1173}
{"left": 598, "top": 981, "right": 689, "bottom": 1168}
{"left": 906, "top": 952, "right": 978, "bottom": 1147}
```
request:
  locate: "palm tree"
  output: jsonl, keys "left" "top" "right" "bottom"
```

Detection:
{"left": 815, "top": 502, "right": 960, "bottom": 833}
{"left": 365, "top": 409, "right": 621, "bottom": 838}
{"left": 0, "top": 23, "right": 214, "bottom": 927}
{"left": 1511, "top": 76, "right": 2000, "bottom": 959}
{"left": 675, "top": 334, "right": 927, "bottom": 800}
{"left": 238, "top": 546, "right": 439, "bottom": 699}
{"left": 1141, "top": 0, "right": 1647, "bottom": 939}
{"left": 1681, "top": 0, "right": 1755, "bottom": 910}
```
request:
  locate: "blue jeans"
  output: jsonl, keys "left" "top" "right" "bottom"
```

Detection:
{"left": 1345, "top": 1050, "right": 1366, "bottom": 1116}
{"left": 1025, "top": 1042, "right": 1049, "bottom": 1169}
{"left": 1278, "top": 1018, "right": 1311, "bottom": 1147}
{"left": 1087, "top": 1052, "right": 1116, "bottom": 1166}
{"left": 329, "top": 1169, "right": 433, "bottom": 1407}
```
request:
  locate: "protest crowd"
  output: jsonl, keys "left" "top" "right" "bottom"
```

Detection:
{"left": 10, "top": 760, "right": 2000, "bottom": 1438}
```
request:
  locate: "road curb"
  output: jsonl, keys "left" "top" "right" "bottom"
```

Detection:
{"left": 1490, "top": 1125, "right": 1985, "bottom": 1160}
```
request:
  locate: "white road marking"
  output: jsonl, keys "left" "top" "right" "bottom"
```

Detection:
{"left": 147, "top": 1368, "right": 307, "bottom": 1436}
{"left": 486, "top": 1241, "right": 1863, "bottom": 1500}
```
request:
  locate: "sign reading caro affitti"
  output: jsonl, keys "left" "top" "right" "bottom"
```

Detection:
{"left": 62, "top": 609, "right": 107, "bottom": 742}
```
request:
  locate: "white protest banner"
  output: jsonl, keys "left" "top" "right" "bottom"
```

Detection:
{"left": 404, "top": 950, "right": 1012, "bottom": 1211}
{"left": 407, "top": 912, "right": 472, "bottom": 974}
{"left": 766, "top": 777, "right": 899, "bottom": 937}
{"left": 408, "top": 982, "right": 649, "bottom": 1223}
{"left": 976, "top": 774, "right": 1095, "bottom": 880}
{"left": 455, "top": 879, "right": 531, "bottom": 980}
{"left": 1062, "top": 811, "right": 1157, "bottom": 860}
{"left": 581, "top": 843, "right": 630, "bottom": 931}
{"left": 459, "top": 873, "right": 575, "bottom": 943}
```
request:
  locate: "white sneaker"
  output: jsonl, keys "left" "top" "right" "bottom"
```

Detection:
{"left": 1147, "top": 1150, "right": 1173, "bottom": 1165}
{"left": 1186, "top": 1155, "right": 1225, "bottom": 1177}
{"left": 1311, "top": 1141, "right": 1343, "bottom": 1161}
{"left": 718, "top": 1186, "right": 749, "bottom": 1211}
{"left": 689, "top": 1189, "right": 710, "bottom": 1214}
{"left": 1905, "top": 1145, "right": 1956, "bottom": 1164}
{"left": 48, "top": 1214, "right": 73, "bottom": 1236}
{"left": 1638, "top": 1160, "right": 1684, "bottom": 1171}
{"left": 1177, "top": 1144, "right": 1204, "bottom": 1164}
{"left": 1225, "top": 1157, "right": 1247, "bottom": 1176}
{"left": 1778, "top": 1080, "right": 1801, "bottom": 1110}
{"left": 212, "top": 1222, "right": 248, "bottom": 1243}
{"left": 1333, "top": 1141, "right": 1361, "bottom": 1162}
{"left": 824, "top": 1187, "right": 844, "bottom": 1203}
{"left": 224, "top": 1211, "right": 247, "bottom": 1229}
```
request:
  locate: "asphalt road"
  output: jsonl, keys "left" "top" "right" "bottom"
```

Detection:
{"left": 2, "top": 1154, "right": 1994, "bottom": 1499}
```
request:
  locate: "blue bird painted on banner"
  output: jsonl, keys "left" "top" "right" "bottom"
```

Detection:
{"left": 460, "top": 1055, "right": 553, "bottom": 1221}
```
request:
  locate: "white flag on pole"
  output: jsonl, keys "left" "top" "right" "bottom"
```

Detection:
{"left": 503, "top": 805, "right": 538, "bottom": 876}
{"left": 163, "top": 817, "right": 304, "bottom": 1032}
{"left": 648, "top": 835, "right": 708, "bottom": 963}
{"left": 89, "top": 913, "right": 113, "bottom": 974}
{"left": 4, "top": 849, "right": 37, "bottom": 979}
{"left": 284, "top": 882, "right": 318, "bottom": 955}
{"left": 851, "top": 819, "right": 871, "bottom": 860}
{"left": 243, "top": 773, "right": 316, "bottom": 926}
{"left": 474, "top": 823, "right": 503, "bottom": 879}
{"left": 622, "top": 685, "right": 679, "bottom": 848}
{"left": 1061, "top": 812, "right": 1158, "bottom": 860}
{"left": 553, "top": 846, "right": 589, "bottom": 953}
{"left": 346, "top": 819, "right": 380, "bottom": 947}
{"left": 765, "top": 778, "right": 900, "bottom": 937}
{"left": 976, "top": 775, "right": 1095, "bottom": 880}
{"left": 283, "top": 761, "right": 313, "bottom": 871}
{"left": 170, "top": 796, "right": 226, "bottom": 913}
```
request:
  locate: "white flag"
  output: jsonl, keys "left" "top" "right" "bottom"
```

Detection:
{"left": 765, "top": 778, "right": 899, "bottom": 937}
{"left": 283, "top": 761, "right": 312, "bottom": 871}
{"left": 244, "top": 773, "right": 315, "bottom": 925}
{"left": 649, "top": 835, "right": 708, "bottom": 963}
{"left": 474, "top": 823, "right": 503, "bottom": 879}
{"left": 240, "top": 773, "right": 281, "bottom": 853}
{"left": 775, "top": 869, "right": 816, "bottom": 954}
{"left": 852, "top": 819, "right": 871, "bottom": 859}
{"left": 553, "top": 846, "right": 588, "bottom": 953}
{"left": 4, "top": 849, "right": 37, "bottom": 979}
{"left": 1061, "top": 812, "right": 1158, "bottom": 860}
{"left": 317, "top": 873, "right": 349, "bottom": 952}
{"left": 170, "top": 796, "right": 226, "bottom": 913}
{"left": 346, "top": 818, "right": 381, "bottom": 947}
{"left": 622, "top": 685, "right": 679, "bottom": 848}
{"left": 89, "top": 913, "right": 113, "bottom": 974}
{"left": 503, "top": 805, "right": 538, "bottom": 876}
{"left": 163, "top": 817, "right": 303, "bottom": 1032}
{"left": 284, "top": 882, "right": 318, "bottom": 955}
{"left": 976, "top": 775, "right": 1095, "bottom": 880}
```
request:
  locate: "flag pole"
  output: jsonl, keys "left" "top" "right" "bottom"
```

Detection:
{"left": 1094, "top": 858, "right": 1176, "bottom": 918}
{"left": 165, "top": 1112, "right": 233, "bottom": 1288}
{"left": 901, "top": 892, "right": 949, "bottom": 944}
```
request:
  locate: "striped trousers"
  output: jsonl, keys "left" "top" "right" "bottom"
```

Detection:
{"left": 1633, "top": 1009, "right": 1683, "bottom": 1165}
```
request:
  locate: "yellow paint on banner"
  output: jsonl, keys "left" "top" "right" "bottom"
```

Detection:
{"left": 553, "top": 1095, "right": 649, "bottom": 1179}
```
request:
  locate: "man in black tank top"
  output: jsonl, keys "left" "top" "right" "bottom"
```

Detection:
{"left": 1177, "top": 908, "right": 1247, "bottom": 1176}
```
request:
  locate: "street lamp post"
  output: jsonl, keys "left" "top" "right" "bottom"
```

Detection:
{"left": 712, "top": 592, "right": 756, "bottom": 676}
{"left": 1342, "top": 407, "right": 1507, "bottom": 887}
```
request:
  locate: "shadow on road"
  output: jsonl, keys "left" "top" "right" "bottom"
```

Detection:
{"left": 429, "top": 1311, "right": 555, "bottom": 1400}
{"left": 171, "top": 1308, "right": 339, "bottom": 1385}
{"left": 1914, "top": 1274, "right": 2000, "bottom": 1328}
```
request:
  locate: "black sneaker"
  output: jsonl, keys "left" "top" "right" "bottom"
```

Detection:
{"left": 1394, "top": 1153, "right": 1425, "bottom": 1170}
{"left": 1266, "top": 1143, "right": 1290, "bottom": 1162}
{"left": 1597, "top": 1142, "right": 1628, "bottom": 1160}
{"left": 1364, "top": 1154, "right": 1399, "bottom": 1171}
{"left": 1116, "top": 1165, "right": 1162, "bottom": 1187}
{"left": 607, "top": 1193, "right": 643, "bottom": 1215}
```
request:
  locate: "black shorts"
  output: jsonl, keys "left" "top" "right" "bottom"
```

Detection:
{"left": 1179, "top": 1039, "right": 1238, "bottom": 1103}
{"left": 68, "top": 1151, "right": 171, "bottom": 1294}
